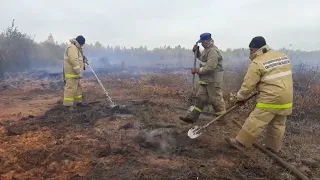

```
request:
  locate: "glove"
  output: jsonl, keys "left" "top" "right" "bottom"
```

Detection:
{"left": 78, "top": 74, "right": 83, "bottom": 79}
{"left": 84, "top": 59, "right": 88, "bottom": 65}
{"left": 192, "top": 45, "right": 199, "bottom": 53}
{"left": 191, "top": 68, "right": 200, "bottom": 74}
{"left": 83, "top": 56, "right": 89, "bottom": 65}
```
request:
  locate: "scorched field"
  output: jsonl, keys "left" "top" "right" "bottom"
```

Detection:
{"left": 0, "top": 70, "right": 319, "bottom": 180}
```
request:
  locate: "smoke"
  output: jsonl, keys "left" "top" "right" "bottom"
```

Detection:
{"left": 134, "top": 128, "right": 179, "bottom": 156}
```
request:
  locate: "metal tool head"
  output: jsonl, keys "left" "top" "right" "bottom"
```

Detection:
{"left": 110, "top": 104, "right": 132, "bottom": 114}
{"left": 187, "top": 125, "right": 203, "bottom": 139}
{"left": 188, "top": 105, "right": 194, "bottom": 113}
{"left": 110, "top": 104, "right": 120, "bottom": 111}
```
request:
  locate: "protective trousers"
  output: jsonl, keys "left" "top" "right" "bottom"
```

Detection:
{"left": 63, "top": 78, "right": 83, "bottom": 106}
{"left": 187, "top": 83, "right": 226, "bottom": 121}
{"left": 236, "top": 108, "right": 286, "bottom": 152}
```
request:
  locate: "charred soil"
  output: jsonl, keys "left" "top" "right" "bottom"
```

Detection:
{"left": 0, "top": 74, "right": 319, "bottom": 180}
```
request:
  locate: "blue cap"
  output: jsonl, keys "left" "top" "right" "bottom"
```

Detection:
{"left": 197, "top": 33, "right": 211, "bottom": 43}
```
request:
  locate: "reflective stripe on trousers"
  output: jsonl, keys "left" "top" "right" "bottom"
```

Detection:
{"left": 215, "top": 111, "right": 225, "bottom": 115}
{"left": 64, "top": 95, "right": 82, "bottom": 102}
{"left": 194, "top": 106, "right": 202, "bottom": 112}
{"left": 65, "top": 73, "right": 80, "bottom": 79}
{"left": 199, "top": 81, "right": 209, "bottom": 85}
{"left": 75, "top": 95, "right": 82, "bottom": 100}
{"left": 256, "top": 102, "right": 292, "bottom": 109}
{"left": 64, "top": 97, "right": 74, "bottom": 102}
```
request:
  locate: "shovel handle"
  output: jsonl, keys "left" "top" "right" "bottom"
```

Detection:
{"left": 202, "top": 92, "right": 258, "bottom": 129}
{"left": 231, "top": 113, "right": 310, "bottom": 180}
{"left": 189, "top": 42, "right": 199, "bottom": 105}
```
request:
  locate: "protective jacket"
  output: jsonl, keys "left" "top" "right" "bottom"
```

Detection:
{"left": 64, "top": 39, "right": 84, "bottom": 80}
{"left": 237, "top": 45, "right": 293, "bottom": 115}
{"left": 197, "top": 43, "right": 224, "bottom": 85}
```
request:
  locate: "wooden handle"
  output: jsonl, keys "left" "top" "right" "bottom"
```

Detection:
{"left": 230, "top": 91, "right": 309, "bottom": 180}
{"left": 220, "top": 92, "right": 259, "bottom": 118}
{"left": 189, "top": 42, "right": 199, "bottom": 105}
{"left": 232, "top": 120, "right": 310, "bottom": 180}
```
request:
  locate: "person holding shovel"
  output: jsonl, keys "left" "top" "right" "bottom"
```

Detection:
{"left": 179, "top": 32, "right": 226, "bottom": 124}
{"left": 63, "top": 35, "right": 88, "bottom": 111}
{"left": 225, "top": 36, "right": 293, "bottom": 154}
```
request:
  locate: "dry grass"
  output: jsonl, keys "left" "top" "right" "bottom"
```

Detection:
{"left": 0, "top": 69, "right": 319, "bottom": 180}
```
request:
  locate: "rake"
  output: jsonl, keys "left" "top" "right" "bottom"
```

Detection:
{"left": 85, "top": 61, "right": 120, "bottom": 111}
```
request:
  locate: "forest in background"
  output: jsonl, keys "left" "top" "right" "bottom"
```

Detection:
{"left": 0, "top": 20, "right": 319, "bottom": 78}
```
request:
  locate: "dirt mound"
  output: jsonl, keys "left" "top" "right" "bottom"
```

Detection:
{"left": 133, "top": 127, "right": 179, "bottom": 155}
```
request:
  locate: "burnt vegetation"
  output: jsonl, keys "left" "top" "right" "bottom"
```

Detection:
{"left": 0, "top": 20, "right": 320, "bottom": 180}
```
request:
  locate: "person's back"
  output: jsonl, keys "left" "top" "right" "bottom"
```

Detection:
{"left": 62, "top": 36, "right": 86, "bottom": 110}
{"left": 245, "top": 45, "right": 293, "bottom": 115}
{"left": 226, "top": 36, "right": 293, "bottom": 153}
{"left": 63, "top": 39, "right": 84, "bottom": 80}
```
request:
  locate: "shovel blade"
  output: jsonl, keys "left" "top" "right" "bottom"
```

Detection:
{"left": 110, "top": 104, "right": 120, "bottom": 111}
{"left": 110, "top": 104, "right": 132, "bottom": 114}
{"left": 188, "top": 106, "right": 194, "bottom": 113}
{"left": 187, "top": 126, "right": 202, "bottom": 139}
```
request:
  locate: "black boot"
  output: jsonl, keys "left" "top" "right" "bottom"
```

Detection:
{"left": 214, "top": 117, "right": 228, "bottom": 126}
{"left": 64, "top": 106, "right": 76, "bottom": 112}
{"left": 213, "top": 112, "right": 228, "bottom": 126}
{"left": 76, "top": 102, "right": 89, "bottom": 107}
{"left": 225, "top": 137, "right": 245, "bottom": 152}
{"left": 179, "top": 116, "right": 194, "bottom": 124}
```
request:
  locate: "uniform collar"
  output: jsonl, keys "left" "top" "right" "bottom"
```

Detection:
{"left": 204, "top": 41, "right": 214, "bottom": 49}
{"left": 70, "top": 39, "right": 81, "bottom": 49}
{"left": 249, "top": 45, "right": 271, "bottom": 60}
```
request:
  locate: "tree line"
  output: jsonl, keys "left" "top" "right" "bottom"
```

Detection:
{"left": 0, "top": 20, "right": 319, "bottom": 78}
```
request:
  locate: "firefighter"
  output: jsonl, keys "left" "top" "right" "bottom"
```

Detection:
{"left": 225, "top": 36, "right": 293, "bottom": 153}
{"left": 179, "top": 32, "right": 226, "bottom": 124}
{"left": 63, "top": 35, "right": 88, "bottom": 111}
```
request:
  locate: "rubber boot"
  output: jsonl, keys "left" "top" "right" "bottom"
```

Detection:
{"left": 179, "top": 108, "right": 200, "bottom": 124}
{"left": 179, "top": 116, "right": 194, "bottom": 124}
{"left": 212, "top": 110, "right": 228, "bottom": 126}
{"left": 225, "top": 137, "right": 245, "bottom": 152}
{"left": 76, "top": 102, "right": 89, "bottom": 107}
{"left": 214, "top": 116, "right": 228, "bottom": 126}
{"left": 262, "top": 144, "right": 285, "bottom": 158}
{"left": 64, "top": 106, "right": 76, "bottom": 112}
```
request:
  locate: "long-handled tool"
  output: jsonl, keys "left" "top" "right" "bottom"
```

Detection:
{"left": 187, "top": 92, "right": 258, "bottom": 139}
{"left": 187, "top": 42, "right": 199, "bottom": 113}
{"left": 230, "top": 120, "right": 309, "bottom": 180}
{"left": 86, "top": 62, "right": 120, "bottom": 111}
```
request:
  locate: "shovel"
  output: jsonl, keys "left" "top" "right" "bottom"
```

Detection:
{"left": 85, "top": 61, "right": 120, "bottom": 111}
{"left": 187, "top": 42, "right": 199, "bottom": 112}
{"left": 187, "top": 92, "right": 258, "bottom": 139}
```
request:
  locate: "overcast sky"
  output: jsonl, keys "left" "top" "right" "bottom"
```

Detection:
{"left": 0, "top": 0, "right": 319, "bottom": 51}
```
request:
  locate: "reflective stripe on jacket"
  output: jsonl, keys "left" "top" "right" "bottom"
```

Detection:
{"left": 237, "top": 45, "right": 293, "bottom": 115}
{"left": 63, "top": 39, "right": 84, "bottom": 79}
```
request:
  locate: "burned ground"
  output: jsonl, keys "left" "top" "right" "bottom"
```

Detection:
{"left": 0, "top": 72, "right": 319, "bottom": 180}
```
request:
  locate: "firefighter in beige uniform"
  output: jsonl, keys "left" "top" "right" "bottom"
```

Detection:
{"left": 225, "top": 36, "right": 293, "bottom": 153}
{"left": 180, "top": 33, "right": 226, "bottom": 124}
{"left": 63, "top": 35, "right": 87, "bottom": 110}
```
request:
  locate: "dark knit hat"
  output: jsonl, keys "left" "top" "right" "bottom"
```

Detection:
{"left": 249, "top": 36, "right": 266, "bottom": 49}
{"left": 76, "top": 35, "right": 85, "bottom": 45}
